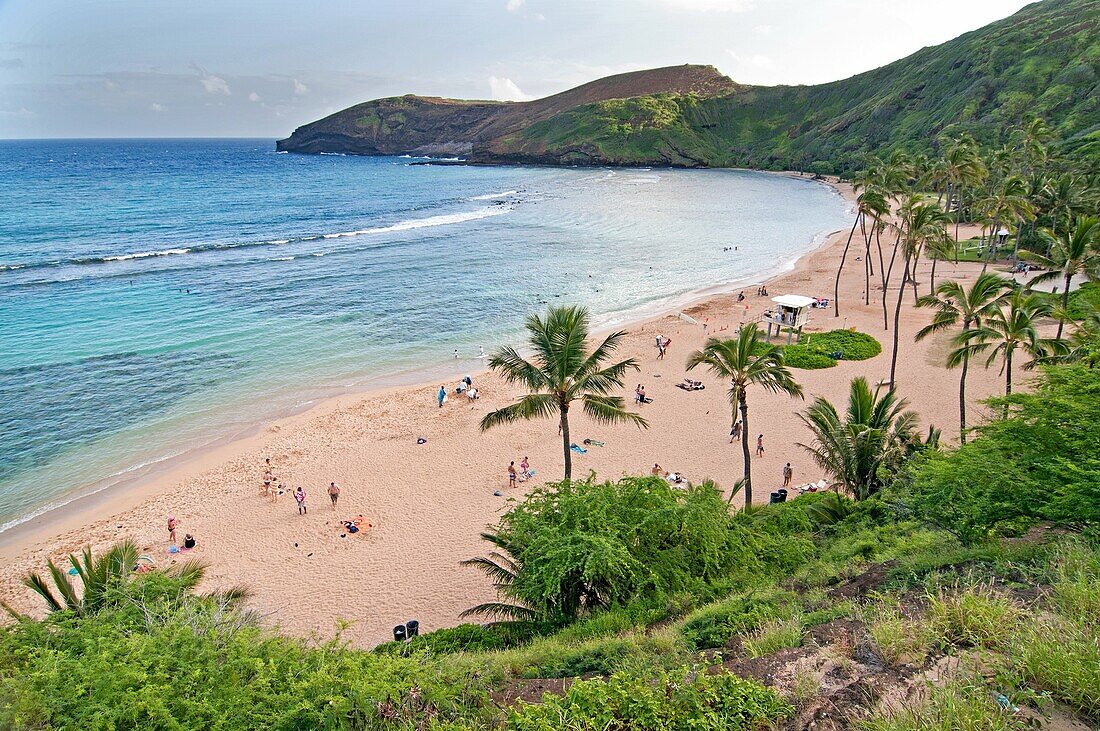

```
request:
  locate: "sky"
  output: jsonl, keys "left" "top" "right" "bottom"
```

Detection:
{"left": 0, "top": 0, "right": 1032, "bottom": 139}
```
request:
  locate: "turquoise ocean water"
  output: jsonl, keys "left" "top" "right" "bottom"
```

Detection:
{"left": 0, "top": 139, "right": 852, "bottom": 533}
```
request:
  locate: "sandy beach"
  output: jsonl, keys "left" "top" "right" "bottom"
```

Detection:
{"left": 0, "top": 179, "right": 1023, "bottom": 647}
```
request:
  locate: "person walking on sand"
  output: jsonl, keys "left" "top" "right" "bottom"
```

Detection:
{"left": 328, "top": 482, "right": 340, "bottom": 509}
{"left": 508, "top": 461, "right": 518, "bottom": 488}
{"left": 783, "top": 463, "right": 792, "bottom": 487}
{"left": 437, "top": 385, "right": 446, "bottom": 408}
{"left": 262, "top": 468, "right": 273, "bottom": 496}
{"left": 520, "top": 456, "right": 531, "bottom": 480}
{"left": 294, "top": 486, "right": 307, "bottom": 515}
{"left": 756, "top": 434, "right": 765, "bottom": 457}
{"left": 729, "top": 420, "right": 742, "bottom": 443}
{"left": 167, "top": 515, "right": 178, "bottom": 547}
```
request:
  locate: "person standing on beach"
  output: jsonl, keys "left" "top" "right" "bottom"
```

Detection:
{"left": 756, "top": 434, "right": 765, "bottom": 457}
{"left": 729, "top": 420, "right": 742, "bottom": 443}
{"left": 437, "top": 385, "right": 446, "bottom": 408}
{"left": 508, "top": 461, "right": 517, "bottom": 488}
{"left": 783, "top": 463, "right": 792, "bottom": 487}
{"left": 294, "top": 487, "right": 307, "bottom": 515}
{"left": 328, "top": 482, "right": 340, "bottom": 509}
{"left": 167, "top": 515, "right": 178, "bottom": 547}
{"left": 520, "top": 456, "right": 530, "bottom": 481}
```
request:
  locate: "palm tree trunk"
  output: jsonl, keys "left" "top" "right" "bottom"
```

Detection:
{"left": 1005, "top": 349, "right": 1013, "bottom": 397}
{"left": 739, "top": 394, "right": 752, "bottom": 508}
{"left": 560, "top": 405, "right": 572, "bottom": 480}
{"left": 883, "top": 231, "right": 902, "bottom": 331}
{"left": 959, "top": 319, "right": 970, "bottom": 444}
{"left": 1057, "top": 273, "right": 1072, "bottom": 340}
{"left": 910, "top": 246, "right": 922, "bottom": 305}
{"left": 876, "top": 227, "right": 888, "bottom": 324}
{"left": 889, "top": 255, "right": 911, "bottom": 386}
{"left": 930, "top": 256, "right": 938, "bottom": 295}
{"left": 834, "top": 214, "right": 860, "bottom": 318}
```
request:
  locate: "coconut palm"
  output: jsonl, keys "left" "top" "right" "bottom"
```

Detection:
{"left": 975, "top": 175, "right": 1034, "bottom": 274}
{"left": 1021, "top": 216, "right": 1100, "bottom": 340}
{"left": 686, "top": 324, "right": 803, "bottom": 507}
{"left": 940, "top": 134, "right": 987, "bottom": 259}
{"left": 916, "top": 273, "right": 1011, "bottom": 443}
{"left": 964, "top": 287, "right": 1057, "bottom": 397}
{"left": 22, "top": 540, "right": 238, "bottom": 618}
{"left": 835, "top": 181, "right": 889, "bottom": 317}
{"left": 888, "top": 198, "right": 951, "bottom": 386}
{"left": 797, "top": 377, "right": 918, "bottom": 500}
{"left": 480, "top": 305, "right": 647, "bottom": 480}
{"left": 460, "top": 529, "right": 539, "bottom": 622}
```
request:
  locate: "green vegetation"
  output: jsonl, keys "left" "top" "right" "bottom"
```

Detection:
{"left": 780, "top": 329, "right": 882, "bottom": 370}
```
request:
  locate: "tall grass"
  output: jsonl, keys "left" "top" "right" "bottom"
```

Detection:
{"left": 743, "top": 617, "right": 804, "bottom": 658}
{"left": 860, "top": 678, "right": 1027, "bottom": 731}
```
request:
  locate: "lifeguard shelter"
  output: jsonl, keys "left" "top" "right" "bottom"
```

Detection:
{"left": 763, "top": 294, "right": 814, "bottom": 344}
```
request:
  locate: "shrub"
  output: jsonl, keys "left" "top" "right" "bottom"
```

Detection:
{"left": 782, "top": 345, "right": 838, "bottom": 369}
{"left": 860, "top": 678, "right": 1028, "bottom": 731}
{"left": 375, "top": 622, "right": 539, "bottom": 657}
{"left": 505, "top": 665, "right": 792, "bottom": 730}
{"left": 867, "top": 603, "right": 934, "bottom": 667}
{"left": 1013, "top": 614, "right": 1100, "bottom": 718}
{"left": 804, "top": 329, "right": 882, "bottom": 360}
{"left": 925, "top": 584, "right": 1022, "bottom": 651}
{"left": 680, "top": 589, "right": 797, "bottom": 651}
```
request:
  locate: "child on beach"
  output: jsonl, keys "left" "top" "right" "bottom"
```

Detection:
{"left": 294, "top": 487, "right": 307, "bottom": 515}
{"left": 328, "top": 482, "right": 340, "bottom": 509}
{"left": 756, "top": 434, "right": 765, "bottom": 457}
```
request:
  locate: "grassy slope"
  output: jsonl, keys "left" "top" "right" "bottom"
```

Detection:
{"left": 491, "top": 0, "right": 1099, "bottom": 172}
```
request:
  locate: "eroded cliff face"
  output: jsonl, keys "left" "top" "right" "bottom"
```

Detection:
{"left": 276, "top": 65, "right": 739, "bottom": 162}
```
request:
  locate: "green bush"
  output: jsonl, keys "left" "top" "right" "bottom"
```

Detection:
{"left": 505, "top": 665, "right": 792, "bottom": 730}
{"left": 782, "top": 345, "right": 838, "bottom": 369}
{"left": 680, "top": 589, "right": 797, "bottom": 651}
{"left": 375, "top": 622, "right": 540, "bottom": 657}
{"left": 804, "top": 329, "right": 882, "bottom": 360}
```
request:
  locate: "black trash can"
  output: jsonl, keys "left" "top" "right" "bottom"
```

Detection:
{"left": 777, "top": 489, "right": 788, "bottom": 503}
{"left": 769, "top": 491, "right": 781, "bottom": 504}
{"left": 393, "top": 624, "right": 407, "bottom": 642}
{"left": 406, "top": 620, "right": 420, "bottom": 638}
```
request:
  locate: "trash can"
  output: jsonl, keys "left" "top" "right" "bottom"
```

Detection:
{"left": 777, "top": 489, "right": 788, "bottom": 503}
{"left": 393, "top": 624, "right": 407, "bottom": 642}
{"left": 769, "top": 491, "right": 781, "bottom": 504}
{"left": 406, "top": 620, "right": 419, "bottom": 638}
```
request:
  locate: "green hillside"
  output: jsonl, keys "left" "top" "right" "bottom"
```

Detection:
{"left": 490, "top": 0, "right": 1099, "bottom": 172}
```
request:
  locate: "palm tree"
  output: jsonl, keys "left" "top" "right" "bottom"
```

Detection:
{"left": 480, "top": 305, "right": 647, "bottom": 480}
{"left": 940, "top": 134, "right": 986, "bottom": 260}
{"left": 835, "top": 178, "right": 888, "bottom": 318}
{"left": 964, "top": 287, "right": 1057, "bottom": 397}
{"left": 888, "top": 198, "right": 951, "bottom": 386}
{"left": 686, "top": 324, "right": 803, "bottom": 507}
{"left": 22, "top": 540, "right": 239, "bottom": 617}
{"left": 975, "top": 175, "right": 1034, "bottom": 274}
{"left": 460, "top": 529, "right": 539, "bottom": 622}
{"left": 797, "top": 377, "right": 918, "bottom": 500}
{"left": 1021, "top": 216, "right": 1100, "bottom": 340}
{"left": 916, "top": 273, "right": 1011, "bottom": 443}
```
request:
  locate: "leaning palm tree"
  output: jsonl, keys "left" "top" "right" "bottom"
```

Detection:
{"left": 797, "top": 377, "right": 918, "bottom": 500}
{"left": 963, "top": 287, "right": 1057, "bottom": 397}
{"left": 834, "top": 178, "right": 888, "bottom": 318}
{"left": 686, "top": 324, "right": 803, "bottom": 507}
{"left": 480, "top": 305, "right": 647, "bottom": 480}
{"left": 888, "top": 198, "right": 951, "bottom": 386}
{"left": 916, "top": 273, "right": 1011, "bottom": 443}
{"left": 1020, "top": 216, "right": 1100, "bottom": 340}
{"left": 460, "top": 529, "right": 539, "bottom": 623}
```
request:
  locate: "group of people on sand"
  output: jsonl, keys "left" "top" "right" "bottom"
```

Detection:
{"left": 651, "top": 463, "right": 685, "bottom": 484}
{"left": 166, "top": 515, "right": 196, "bottom": 552}
{"left": 439, "top": 375, "right": 480, "bottom": 407}
{"left": 506, "top": 457, "right": 534, "bottom": 488}
{"left": 259, "top": 458, "right": 344, "bottom": 515}
{"left": 634, "top": 384, "right": 652, "bottom": 404}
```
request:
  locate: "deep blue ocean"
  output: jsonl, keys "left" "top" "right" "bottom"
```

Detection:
{"left": 0, "top": 139, "right": 851, "bottom": 532}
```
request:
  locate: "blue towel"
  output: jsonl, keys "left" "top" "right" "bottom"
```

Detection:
{"left": 570, "top": 444, "right": 588, "bottom": 454}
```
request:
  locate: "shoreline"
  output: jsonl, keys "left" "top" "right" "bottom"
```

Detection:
{"left": 0, "top": 172, "right": 850, "bottom": 555}
{"left": 6, "top": 172, "right": 1019, "bottom": 649}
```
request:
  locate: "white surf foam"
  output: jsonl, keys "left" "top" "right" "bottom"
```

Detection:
{"left": 469, "top": 190, "right": 518, "bottom": 201}
{"left": 321, "top": 207, "right": 507, "bottom": 239}
{"left": 103, "top": 248, "right": 191, "bottom": 262}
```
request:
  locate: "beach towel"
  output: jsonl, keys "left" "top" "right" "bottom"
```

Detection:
{"left": 570, "top": 444, "right": 588, "bottom": 454}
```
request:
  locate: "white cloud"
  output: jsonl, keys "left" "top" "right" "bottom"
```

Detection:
{"left": 149, "top": 102, "right": 165, "bottom": 112}
{"left": 726, "top": 50, "right": 774, "bottom": 68}
{"left": 656, "top": 0, "right": 753, "bottom": 11}
{"left": 506, "top": 0, "right": 525, "bottom": 11}
{"left": 248, "top": 91, "right": 262, "bottom": 102}
{"left": 488, "top": 76, "right": 533, "bottom": 101}
{"left": 192, "top": 64, "right": 230, "bottom": 95}
{"left": 293, "top": 78, "right": 309, "bottom": 95}
{"left": 753, "top": 24, "right": 773, "bottom": 34}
